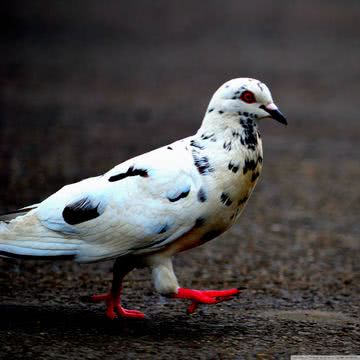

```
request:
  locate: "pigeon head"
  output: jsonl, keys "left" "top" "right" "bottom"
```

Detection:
{"left": 207, "top": 78, "right": 287, "bottom": 125}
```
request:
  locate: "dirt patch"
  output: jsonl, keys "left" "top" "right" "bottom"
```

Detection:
{"left": 261, "top": 310, "right": 358, "bottom": 325}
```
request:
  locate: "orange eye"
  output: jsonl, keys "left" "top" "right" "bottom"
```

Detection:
{"left": 240, "top": 90, "right": 256, "bottom": 104}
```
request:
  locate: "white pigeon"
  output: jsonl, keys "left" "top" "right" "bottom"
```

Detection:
{"left": 0, "top": 78, "right": 287, "bottom": 319}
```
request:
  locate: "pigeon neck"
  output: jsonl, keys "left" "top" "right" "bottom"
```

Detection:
{"left": 199, "top": 109, "right": 259, "bottom": 136}
{"left": 194, "top": 110, "right": 262, "bottom": 157}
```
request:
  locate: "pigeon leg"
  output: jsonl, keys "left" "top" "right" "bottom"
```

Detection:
{"left": 173, "top": 287, "right": 244, "bottom": 314}
{"left": 90, "top": 258, "right": 145, "bottom": 320}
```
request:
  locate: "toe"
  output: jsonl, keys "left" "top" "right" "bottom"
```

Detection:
{"left": 90, "top": 293, "right": 110, "bottom": 302}
{"left": 120, "top": 308, "right": 145, "bottom": 319}
{"left": 187, "top": 301, "right": 199, "bottom": 314}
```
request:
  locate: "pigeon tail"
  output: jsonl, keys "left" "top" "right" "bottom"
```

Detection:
{"left": 0, "top": 215, "right": 81, "bottom": 260}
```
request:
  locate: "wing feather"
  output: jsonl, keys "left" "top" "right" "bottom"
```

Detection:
{"left": 34, "top": 142, "right": 204, "bottom": 262}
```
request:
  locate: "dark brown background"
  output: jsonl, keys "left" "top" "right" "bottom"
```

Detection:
{"left": 0, "top": 1, "right": 359, "bottom": 359}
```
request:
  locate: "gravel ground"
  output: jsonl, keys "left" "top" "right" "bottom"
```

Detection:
{"left": 0, "top": 1, "right": 359, "bottom": 359}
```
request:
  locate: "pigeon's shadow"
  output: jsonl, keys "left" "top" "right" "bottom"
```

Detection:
{"left": 0, "top": 303, "right": 248, "bottom": 340}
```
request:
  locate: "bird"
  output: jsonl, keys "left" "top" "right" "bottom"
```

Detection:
{"left": 0, "top": 78, "right": 287, "bottom": 319}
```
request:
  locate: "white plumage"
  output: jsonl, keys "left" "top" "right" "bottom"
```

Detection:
{"left": 0, "top": 78, "right": 287, "bottom": 319}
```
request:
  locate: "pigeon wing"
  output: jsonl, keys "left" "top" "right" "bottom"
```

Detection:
{"left": 36, "top": 144, "right": 203, "bottom": 262}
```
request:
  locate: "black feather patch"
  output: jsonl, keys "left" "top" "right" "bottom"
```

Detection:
{"left": 192, "top": 153, "right": 214, "bottom": 176}
{"left": 251, "top": 172, "right": 260, "bottom": 182}
{"left": 190, "top": 140, "right": 205, "bottom": 150}
{"left": 228, "top": 161, "right": 240, "bottom": 173}
{"left": 243, "top": 159, "right": 257, "bottom": 174}
{"left": 223, "top": 140, "right": 232, "bottom": 151}
{"left": 239, "top": 118, "right": 258, "bottom": 150}
{"left": 238, "top": 195, "right": 249, "bottom": 205}
{"left": 108, "top": 166, "right": 149, "bottom": 182}
{"left": 220, "top": 192, "right": 233, "bottom": 206}
{"left": 194, "top": 217, "right": 206, "bottom": 227}
{"left": 197, "top": 188, "right": 207, "bottom": 202}
{"left": 200, "top": 132, "right": 215, "bottom": 141}
{"left": 167, "top": 189, "right": 190, "bottom": 202}
{"left": 63, "top": 198, "right": 100, "bottom": 225}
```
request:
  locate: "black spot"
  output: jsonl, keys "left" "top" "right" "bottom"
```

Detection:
{"left": 238, "top": 111, "right": 242, "bottom": 116}
{"left": 254, "top": 114, "right": 258, "bottom": 119}
{"left": 208, "top": 108, "right": 214, "bottom": 113}
{"left": 235, "top": 90, "right": 240, "bottom": 94}
{"left": 238, "top": 196, "right": 249, "bottom": 205}
{"left": 167, "top": 146, "right": 173, "bottom": 150}
{"left": 223, "top": 140, "right": 232, "bottom": 151}
{"left": 239, "top": 118, "right": 258, "bottom": 150}
{"left": 258, "top": 156, "right": 263, "bottom": 164}
{"left": 228, "top": 161, "right": 239, "bottom": 173}
{"left": 243, "top": 112, "right": 249, "bottom": 117}
{"left": 243, "top": 159, "right": 257, "bottom": 174}
{"left": 220, "top": 192, "right": 233, "bottom": 206}
{"left": 192, "top": 153, "right": 214, "bottom": 176}
{"left": 197, "top": 188, "right": 207, "bottom": 202}
{"left": 158, "top": 224, "right": 169, "bottom": 234}
{"left": 232, "top": 131, "right": 240, "bottom": 138}
{"left": 251, "top": 172, "right": 260, "bottom": 182}
{"left": 63, "top": 198, "right": 100, "bottom": 225}
{"left": 218, "top": 110, "right": 224, "bottom": 114}
{"left": 201, "top": 132, "right": 215, "bottom": 140}
{"left": 109, "top": 166, "right": 149, "bottom": 182}
{"left": 195, "top": 217, "right": 206, "bottom": 227}
{"left": 167, "top": 189, "right": 190, "bottom": 202}
{"left": 0, "top": 251, "right": 75, "bottom": 261}
{"left": 190, "top": 139, "right": 205, "bottom": 150}
{"left": 232, "top": 96, "right": 237, "bottom": 100}
{"left": 200, "top": 230, "right": 222, "bottom": 244}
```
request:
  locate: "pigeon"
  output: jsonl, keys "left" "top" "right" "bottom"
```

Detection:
{"left": 0, "top": 78, "right": 287, "bottom": 319}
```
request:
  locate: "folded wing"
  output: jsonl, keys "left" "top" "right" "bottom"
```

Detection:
{"left": 34, "top": 143, "right": 203, "bottom": 262}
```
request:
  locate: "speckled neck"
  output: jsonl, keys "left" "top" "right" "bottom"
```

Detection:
{"left": 195, "top": 109, "right": 262, "bottom": 156}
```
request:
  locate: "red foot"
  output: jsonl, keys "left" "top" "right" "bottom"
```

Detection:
{"left": 90, "top": 293, "right": 145, "bottom": 320}
{"left": 173, "top": 287, "right": 244, "bottom": 314}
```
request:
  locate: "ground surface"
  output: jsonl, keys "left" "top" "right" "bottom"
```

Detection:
{"left": 0, "top": 1, "right": 359, "bottom": 359}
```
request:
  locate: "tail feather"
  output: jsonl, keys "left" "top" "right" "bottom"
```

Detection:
{"left": 0, "top": 204, "right": 39, "bottom": 223}
{"left": 0, "top": 212, "right": 82, "bottom": 260}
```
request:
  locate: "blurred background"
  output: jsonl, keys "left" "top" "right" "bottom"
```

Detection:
{"left": 0, "top": 1, "right": 359, "bottom": 358}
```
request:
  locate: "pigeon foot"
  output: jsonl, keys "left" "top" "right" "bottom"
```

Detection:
{"left": 173, "top": 287, "right": 243, "bottom": 314}
{"left": 90, "top": 293, "right": 145, "bottom": 320}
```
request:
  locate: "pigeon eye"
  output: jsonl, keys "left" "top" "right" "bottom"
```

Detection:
{"left": 240, "top": 90, "right": 256, "bottom": 104}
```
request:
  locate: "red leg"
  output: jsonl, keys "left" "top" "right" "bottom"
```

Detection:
{"left": 173, "top": 287, "right": 245, "bottom": 314}
{"left": 90, "top": 258, "right": 145, "bottom": 320}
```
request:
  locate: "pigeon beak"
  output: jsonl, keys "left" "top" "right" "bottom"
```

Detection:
{"left": 260, "top": 103, "right": 288, "bottom": 125}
